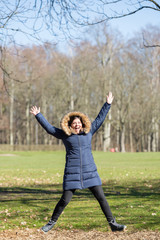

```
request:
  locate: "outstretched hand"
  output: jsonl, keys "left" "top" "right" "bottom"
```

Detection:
{"left": 30, "top": 106, "right": 40, "bottom": 116}
{"left": 106, "top": 92, "right": 114, "bottom": 104}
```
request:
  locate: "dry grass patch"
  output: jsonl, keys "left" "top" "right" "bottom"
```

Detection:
{"left": 0, "top": 154, "right": 17, "bottom": 157}
{"left": 0, "top": 229, "right": 160, "bottom": 240}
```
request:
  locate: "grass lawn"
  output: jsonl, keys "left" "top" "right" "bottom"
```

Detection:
{"left": 0, "top": 151, "right": 159, "bottom": 232}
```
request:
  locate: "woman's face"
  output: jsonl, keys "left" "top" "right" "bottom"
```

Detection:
{"left": 71, "top": 117, "right": 82, "bottom": 134}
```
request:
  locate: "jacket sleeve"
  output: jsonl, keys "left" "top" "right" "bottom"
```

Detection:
{"left": 35, "top": 113, "right": 65, "bottom": 139}
{"left": 91, "top": 102, "right": 111, "bottom": 135}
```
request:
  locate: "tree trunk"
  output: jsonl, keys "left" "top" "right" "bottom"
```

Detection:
{"left": 147, "top": 135, "right": 151, "bottom": 152}
{"left": 129, "top": 108, "right": 133, "bottom": 152}
{"left": 151, "top": 48, "right": 159, "bottom": 152}
{"left": 68, "top": 48, "right": 74, "bottom": 111}
{"left": 35, "top": 123, "right": 38, "bottom": 145}
{"left": 103, "top": 111, "right": 111, "bottom": 151}
{"left": 26, "top": 81, "right": 31, "bottom": 146}
{"left": 70, "top": 76, "right": 74, "bottom": 110}
{"left": 17, "top": 130, "right": 22, "bottom": 145}
{"left": 42, "top": 97, "right": 48, "bottom": 145}
{"left": 116, "top": 108, "right": 120, "bottom": 152}
{"left": 26, "top": 100, "right": 30, "bottom": 146}
{"left": 121, "top": 124, "right": 125, "bottom": 152}
{"left": 10, "top": 78, "right": 14, "bottom": 146}
{"left": 151, "top": 117, "right": 159, "bottom": 152}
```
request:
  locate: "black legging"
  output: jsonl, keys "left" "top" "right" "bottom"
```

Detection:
{"left": 51, "top": 185, "right": 113, "bottom": 222}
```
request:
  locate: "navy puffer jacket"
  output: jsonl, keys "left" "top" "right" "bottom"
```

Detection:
{"left": 35, "top": 102, "right": 111, "bottom": 190}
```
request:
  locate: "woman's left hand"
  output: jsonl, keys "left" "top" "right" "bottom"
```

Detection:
{"left": 106, "top": 92, "right": 114, "bottom": 104}
{"left": 30, "top": 106, "right": 40, "bottom": 116}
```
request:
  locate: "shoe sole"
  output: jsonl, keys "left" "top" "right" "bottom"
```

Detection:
{"left": 40, "top": 228, "right": 48, "bottom": 233}
{"left": 40, "top": 227, "right": 54, "bottom": 233}
{"left": 112, "top": 225, "right": 127, "bottom": 232}
{"left": 40, "top": 222, "right": 56, "bottom": 233}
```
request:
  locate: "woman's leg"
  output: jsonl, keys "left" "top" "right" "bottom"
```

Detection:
{"left": 51, "top": 189, "right": 76, "bottom": 222}
{"left": 89, "top": 185, "right": 126, "bottom": 231}
{"left": 41, "top": 189, "right": 76, "bottom": 232}
{"left": 89, "top": 185, "right": 113, "bottom": 222}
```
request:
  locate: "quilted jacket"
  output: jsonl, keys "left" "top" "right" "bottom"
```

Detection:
{"left": 35, "top": 102, "right": 111, "bottom": 190}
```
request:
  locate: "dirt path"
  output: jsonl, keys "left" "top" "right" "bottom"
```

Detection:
{"left": 0, "top": 154, "right": 17, "bottom": 156}
{"left": 0, "top": 229, "right": 160, "bottom": 240}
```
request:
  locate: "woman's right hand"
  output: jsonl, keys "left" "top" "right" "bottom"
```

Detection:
{"left": 106, "top": 92, "right": 114, "bottom": 104}
{"left": 30, "top": 106, "right": 40, "bottom": 116}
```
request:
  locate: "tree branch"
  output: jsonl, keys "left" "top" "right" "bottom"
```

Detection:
{"left": 142, "top": 33, "right": 160, "bottom": 48}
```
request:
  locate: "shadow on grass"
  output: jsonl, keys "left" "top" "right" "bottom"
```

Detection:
{"left": 103, "top": 178, "right": 160, "bottom": 198}
{"left": 0, "top": 179, "right": 160, "bottom": 231}
{"left": 0, "top": 179, "right": 159, "bottom": 201}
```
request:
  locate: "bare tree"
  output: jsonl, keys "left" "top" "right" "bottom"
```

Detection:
{"left": 35, "top": 0, "right": 160, "bottom": 27}
{"left": 94, "top": 27, "right": 115, "bottom": 151}
{"left": 0, "top": 24, "right": 159, "bottom": 151}
{"left": 1, "top": 1, "right": 159, "bottom": 43}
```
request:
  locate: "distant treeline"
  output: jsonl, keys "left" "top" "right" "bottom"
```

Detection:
{"left": 0, "top": 25, "right": 160, "bottom": 152}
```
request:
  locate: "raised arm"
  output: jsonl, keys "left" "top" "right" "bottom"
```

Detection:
{"left": 30, "top": 106, "right": 65, "bottom": 139}
{"left": 91, "top": 92, "right": 114, "bottom": 135}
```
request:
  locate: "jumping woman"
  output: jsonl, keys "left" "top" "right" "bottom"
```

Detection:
{"left": 30, "top": 92, "right": 126, "bottom": 232}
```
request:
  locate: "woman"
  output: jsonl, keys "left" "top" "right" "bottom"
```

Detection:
{"left": 30, "top": 92, "right": 126, "bottom": 232}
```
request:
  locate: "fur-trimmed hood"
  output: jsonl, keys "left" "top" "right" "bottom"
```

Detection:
{"left": 61, "top": 111, "right": 91, "bottom": 136}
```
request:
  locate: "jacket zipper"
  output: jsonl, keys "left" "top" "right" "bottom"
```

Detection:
{"left": 78, "top": 135, "right": 83, "bottom": 188}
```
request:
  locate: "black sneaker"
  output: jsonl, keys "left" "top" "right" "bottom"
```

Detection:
{"left": 109, "top": 218, "right": 126, "bottom": 232}
{"left": 41, "top": 219, "right": 56, "bottom": 232}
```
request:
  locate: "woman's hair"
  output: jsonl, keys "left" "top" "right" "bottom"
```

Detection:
{"left": 68, "top": 116, "right": 84, "bottom": 127}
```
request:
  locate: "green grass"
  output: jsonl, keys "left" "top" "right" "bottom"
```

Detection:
{"left": 0, "top": 151, "right": 159, "bottom": 232}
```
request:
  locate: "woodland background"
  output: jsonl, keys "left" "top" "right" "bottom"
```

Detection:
{"left": 0, "top": 24, "right": 160, "bottom": 152}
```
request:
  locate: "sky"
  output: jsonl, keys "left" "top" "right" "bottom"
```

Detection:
{"left": 9, "top": 3, "right": 160, "bottom": 50}
{"left": 109, "top": 7, "right": 160, "bottom": 39}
